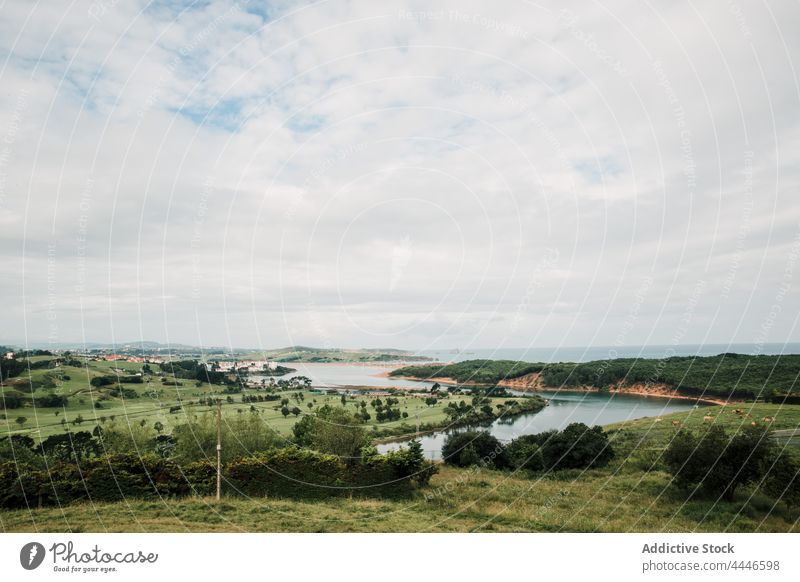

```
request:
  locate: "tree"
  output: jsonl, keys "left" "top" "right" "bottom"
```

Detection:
{"left": 506, "top": 436, "right": 544, "bottom": 471}
{"left": 441, "top": 431, "right": 508, "bottom": 469}
{"left": 153, "top": 421, "right": 164, "bottom": 434}
{"left": 40, "top": 431, "right": 99, "bottom": 461}
{"left": 292, "top": 415, "right": 316, "bottom": 446}
{"left": 291, "top": 406, "right": 301, "bottom": 417}
{"left": 0, "top": 392, "right": 24, "bottom": 409}
{"left": 15, "top": 416, "right": 27, "bottom": 427}
{"left": 538, "top": 423, "right": 614, "bottom": 471}
{"left": 281, "top": 406, "right": 290, "bottom": 417}
{"left": 763, "top": 452, "right": 800, "bottom": 507}
{"left": 300, "top": 405, "right": 370, "bottom": 463}
{"left": 664, "top": 425, "right": 776, "bottom": 501}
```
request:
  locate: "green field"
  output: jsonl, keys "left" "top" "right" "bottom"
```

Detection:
{"left": 0, "top": 357, "right": 535, "bottom": 441}
{"left": 3, "top": 356, "right": 799, "bottom": 533}
{"left": 239, "top": 346, "right": 432, "bottom": 363}
{"left": 3, "top": 403, "right": 799, "bottom": 532}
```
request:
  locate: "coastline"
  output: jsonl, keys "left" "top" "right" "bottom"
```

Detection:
{"left": 386, "top": 372, "right": 731, "bottom": 406}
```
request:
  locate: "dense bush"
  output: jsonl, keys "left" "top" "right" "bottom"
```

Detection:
{"left": 0, "top": 441, "right": 435, "bottom": 508}
{"left": 108, "top": 387, "right": 139, "bottom": 399}
{"left": 90, "top": 376, "right": 115, "bottom": 387}
{"left": 0, "top": 391, "right": 25, "bottom": 409}
{"left": 0, "top": 453, "right": 213, "bottom": 508}
{"left": 394, "top": 354, "right": 800, "bottom": 399}
{"left": 762, "top": 452, "right": 800, "bottom": 507}
{"left": 441, "top": 431, "right": 509, "bottom": 469}
{"left": 505, "top": 436, "right": 544, "bottom": 471}
{"left": 227, "top": 442, "right": 435, "bottom": 499}
{"left": 40, "top": 431, "right": 99, "bottom": 461}
{"left": 171, "top": 413, "right": 284, "bottom": 463}
{"left": 0, "top": 357, "right": 27, "bottom": 380}
{"left": 391, "top": 360, "right": 544, "bottom": 384}
{"left": 443, "top": 424, "right": 614, "bottom": 473}
{"left": 538, "top": 423, "right": 614, "bottom": 470}
{"left": 291, "top": 405, "right": 370, "bottom": 462}
{"left": 33, "top": 393, "right": 68, "bottom": 407}
{"left": 226, "top": 448, "right": 345, "bottom": 498}
{"left": 664, "top": 425, "right": 777, "bottom": 501}
{"left": 118, "top": 375, "right": 143, "bottom": 384}
{"left": 505, "top": 423, "right": 614, "bottom": 472}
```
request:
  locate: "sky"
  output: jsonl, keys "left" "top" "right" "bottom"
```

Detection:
{"left": 0, "top": 0, "right": 798, "bottom": 352}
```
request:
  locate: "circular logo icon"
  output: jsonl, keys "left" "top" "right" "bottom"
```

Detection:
{"left": 20, "top": 542, "right": 46, "bottom": 570}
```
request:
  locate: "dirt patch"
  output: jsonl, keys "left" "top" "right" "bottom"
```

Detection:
{"left": 497, "top": 372, "right": 545, "bottom": 390}
{"left": 498, "top": 374, "right": 730, "bottom": 405}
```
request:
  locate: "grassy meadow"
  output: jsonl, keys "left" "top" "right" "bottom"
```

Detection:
{"left": 3, "top": 355, "right": 799, "bottom": 533}
{"left": 2, "top": 453, "right": 796, "bottom": 533}
{"left": 0, "top": 356, "right": 532, "bottom": 441}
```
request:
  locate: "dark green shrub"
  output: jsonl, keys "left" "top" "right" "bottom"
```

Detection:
{"left": 539, "top": 423, "right": 614, "bottom": 471}
{"left": 664, "top": 425, "right": 775, "bottom": 501}
{"left": 226, "top": 448, "right": 346, "bottom": 498}
{"left": 0, "top": 391, "right": 25, "bottom": 409}
{"left": 441, "top": 431, "right": 508, "bottom": 469}
{"left": 33, "top": 393, "right": 68, "bottom": 407}
{"left": 506, "top": 435, "right": 544, "bottom": 471}
{"left": 90, "top": 376, "right": 115, "bottom": 387}
{"left": 762, "top": 453, "right": 800, "bottom": 507}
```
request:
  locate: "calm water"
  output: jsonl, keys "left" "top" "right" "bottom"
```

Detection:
{"left": 377, "top": 389, "right": 704, "bottom": 460}
{"left": 253, "top": 362, "right": 436, "bottom": 390}
{"left": 249, "top": 352, "right": 749, "bottom": 461}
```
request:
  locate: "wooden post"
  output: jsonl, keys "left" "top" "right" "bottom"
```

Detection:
{"left": 216, "top": 400, "right": 222, "bottom": 501}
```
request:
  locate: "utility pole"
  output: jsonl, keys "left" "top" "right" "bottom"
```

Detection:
{"left": 216, "top": 400, "right": 222, "bottom": 501}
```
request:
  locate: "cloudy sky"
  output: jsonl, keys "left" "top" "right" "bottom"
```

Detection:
{"left": 1, "top": 0, "right": 798, "bottom": 351}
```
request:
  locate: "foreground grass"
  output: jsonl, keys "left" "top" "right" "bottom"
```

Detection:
{"left": 4, "top": 402, "right": 798, "bottom": 533}
{"left": 2, "top": 464, "right": 797, "bottom": 533}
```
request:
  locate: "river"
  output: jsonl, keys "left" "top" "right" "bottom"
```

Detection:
{"left": 252, "top": 362, "right": 706, "bottom": 461}
{"left": 377, "top": 389, "right": 704, "bottom": 459}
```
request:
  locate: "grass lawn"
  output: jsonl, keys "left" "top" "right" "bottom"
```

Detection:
{"left": 4, "top": 359, "right": 799, "bottom": 533}
{"left": 1, "top": 358, "right": 529, "bottom": 441}
{"left": 606, "top": 403, "right": 800, "bottom": 452}
{"left": 1, "top": 463, "right": 796, "bottom": 533}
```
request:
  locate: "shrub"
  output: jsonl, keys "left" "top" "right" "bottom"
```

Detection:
{"left": 0, "top": 392, "right": 25, "bottom": 409}
{"left": 384, "top": 440, "right": 438, "bottom": 486}
{"left": 33, "top": 393, "right": 68, "bottom": 407}
{"left": 503, "top": 423, "right": 614, "bottom": 472}
{"left": 108, "top": 387, "right": 139, "bottom": 399}
{"left": 506, "top": 436, "right": 544, "bottom": 471}
{"left": 664, "top": 425, "right": 775, "bottom": 501}
{"left": 295, "top": 406, "right": 371, "bottom": 462}
{"left": 441, "top": 431, "right": 508, "bottom": 469}
{"left": 90, "top": 376, "right": 115, "bottom": 387}
{"left": 172, "top": 412, "right": 282, "bottom": 464}
{"left": 762, "top": 453, "right": 800, "bottom": 507}
{"left": 226, "top": 448, "right": 346, "bottom": 498}
{"left": 538, "top": 423, "right": 614, "bottom": 471}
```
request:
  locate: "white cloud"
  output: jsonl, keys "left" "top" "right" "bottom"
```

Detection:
{"left": 1, "top": 0, "right": 798, "bottom": 350}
